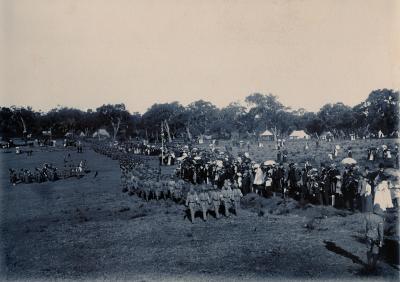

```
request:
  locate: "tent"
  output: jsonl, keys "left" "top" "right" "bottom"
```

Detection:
{"left": 79, "top": 132, "right": 86, "bottom": 137}
{"left": 289, "top": 130, "right": 310, "bottom": 140}
{"left": 93, "top": 129, "right": 111, "bottom": 139}
{"left": 378, "top": 130, "right": 385, "bottom": 138}
{"left": 259, "top": 129, "right": 274, "bottom": 141}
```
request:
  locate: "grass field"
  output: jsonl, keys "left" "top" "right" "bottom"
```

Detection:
{"left": 202, "top": 138, "right": 399, "bottom": 170}
{"left": 0, "top": 139, "right": 399, "bottom": 281}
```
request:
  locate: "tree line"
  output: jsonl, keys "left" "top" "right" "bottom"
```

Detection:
{"left": 0, "top": 89, "right": 398, "bottom": 141}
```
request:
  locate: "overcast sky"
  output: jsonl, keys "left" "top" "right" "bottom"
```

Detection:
{"left": 1, "top": 0, "right": 399, "bottom": 113}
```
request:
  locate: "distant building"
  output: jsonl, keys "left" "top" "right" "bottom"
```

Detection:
{"left": 93, "top": 129, "right": 111, "bottom": 139}
{"left": 289, "top": 130, "right": 310, "bottom": 140}
{"left": 259, "top": 129, "right": 274, "bottom": 141}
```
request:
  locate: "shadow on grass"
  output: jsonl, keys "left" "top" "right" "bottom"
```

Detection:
{"left": 323, "top": 240, "right": 366, "bottom": 267}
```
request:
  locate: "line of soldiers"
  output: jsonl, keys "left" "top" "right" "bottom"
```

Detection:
{"left": 185, "top": 180, "right": 243, "bottom": 223}
{"left": 119, "top": 158, "right": 243, "bottom": 223}
{"left": 8, "top": 159, "right": 89, "bottom": 186}
{"left": 94, "top": 143, "right": 245, "bottom": 223}
{"left": 9, "top": 164, "right": 59, "bottom": 185}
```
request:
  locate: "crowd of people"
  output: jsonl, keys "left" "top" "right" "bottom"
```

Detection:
{"left": 176, "top": 144, "right": 399, "bottom": 213}
{"left": 89, "top": 139, "right": 399, "bottom": 226}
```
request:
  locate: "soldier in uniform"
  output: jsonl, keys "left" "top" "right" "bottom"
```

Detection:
{"left": 143, "top": 180, "right": 151, "bottom": 202}
{"left": 210, "top": 185, "right": 222, "bottom": 219}
{"left": 365, "top": 204, "right": 385, "bottom": 270}
{"left": 130, "top": 176, "right": 141, "bottom": 196}
{"left": 167, "top": 180, "right": 176, "bottom": 199}
{"left": 232, "top": 182, "right": 243, "bottom": 215}
{"left": 198, "top": 184, "right": 211, "bottom": 221}
{"left": 185, "top": 186, "right": 199, "bottom": 223}
{"left": 221, "top": 180, "right": 233, "bottom": 217}
{"left": 121, "top": 167, "right": 128, "bottom": 193}
{"left": 153, "top": 181, "right": 162, "bottom": 200}
{"left": 172, "top": 180, "right": 181, "bottom": 201}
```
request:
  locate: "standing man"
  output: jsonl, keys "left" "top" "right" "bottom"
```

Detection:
{"left": 277, "top": 151, "right": 282, "bottom": 163}
{"left": 198, "top": 185, "right": 211, "bottom": 221}
{"left": 365, "top": 204, "right": 385, "bottom": 270}
{"left": 210, "top": 185, "right": 222, "bottom": 219}
{"left": 342, "top": 166, "right": 358, "bottom": 211}
{"left": 185, "top": 186, "right": 199, "bottom": 223}
{"left": 359, "top": 171, "right": 373, "bottom": 212}
{"left": 287, "top": 163, "right": 300, "bottom": 198}
{"left": 241, "top": 169, "right": 252, "bottom": 195}
{"left": 232, "top": 183, "right": 243, "bottom": 215}
{"left": 222, "top": 180, "right": 233, "bottom": 217}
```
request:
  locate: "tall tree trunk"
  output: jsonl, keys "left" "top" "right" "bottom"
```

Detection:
{"left": 20, "top": 116, "right": 27, "bottom": 134}
{"left": 111, "top": 117, "right": 121, "bottom": 141}
{"left": 186, "top": 124, "right": 192, "bottom": 141}
{"left": 164, "top": 120, "right": 172, "bottom": 142}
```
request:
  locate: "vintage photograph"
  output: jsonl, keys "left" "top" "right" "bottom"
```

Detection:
{"left": 0, "top": 0, "right": 399, "bottom": 281}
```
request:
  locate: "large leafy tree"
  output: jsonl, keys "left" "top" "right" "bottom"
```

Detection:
{"left": 245, "top": 93, "right": 288, "bottom": 136}
{"left": 215, "top": 102, "right": 247, "bottom": 137}
{"left": 317, "top": 103, "right": 354, "bottom": 135}
{"left": 353, "top": 89, "right": 399, "bottom": 135}
{"left": 186, "top": 100, "right": 219, "bottom": 137}
{"left": 96, "top": 104, "right": 131, "bottom": 140}
{"left": 141, "top": 102, "right": 187, "bottom": 140}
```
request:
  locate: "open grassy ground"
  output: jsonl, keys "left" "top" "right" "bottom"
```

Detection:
{"left": 0, "top": 140, "right": 399, "bottom": 281}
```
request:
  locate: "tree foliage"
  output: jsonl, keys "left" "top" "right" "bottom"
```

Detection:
{"left": 0, "top": 89, "right": 398, "bottom": 140}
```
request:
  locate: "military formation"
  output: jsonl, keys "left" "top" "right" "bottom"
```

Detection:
{"left": 185, "top": 180, "right": 243, "bottom": 222}
{"left": 92, "top": 142, "right": 245, "bottom": 223}
{"left": 8, "top": 157, "right": 89, "bottom": 186}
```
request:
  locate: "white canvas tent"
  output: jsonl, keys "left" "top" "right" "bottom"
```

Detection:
{"left": 259, "top": 129, "right": 274, "bottom": 141}
{"left": 79, "top": 131, "right": 86, "bottom": 137}
{"left": 289, "top": 130, "right": 310, "bottom": 140}
{"left": 93, "top": 129, "right": 111, "bottom": 139}
{"left": 378, "top": 130, "right": 385, "bottom": 138}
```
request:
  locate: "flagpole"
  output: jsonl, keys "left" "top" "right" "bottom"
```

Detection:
{"left": 161, "top": 121, "right": 164, "bottom": 166}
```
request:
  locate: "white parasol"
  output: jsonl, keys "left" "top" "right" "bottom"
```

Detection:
{"left": 263, "top": 160, "right": 276, "bottom": 166}
{"left": 341, "top": 157, "right": 357, "bottom": 165}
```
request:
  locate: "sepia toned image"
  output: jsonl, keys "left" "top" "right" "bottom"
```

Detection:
{"left": 0, "top": 0, "right": 399, "bottom": 281}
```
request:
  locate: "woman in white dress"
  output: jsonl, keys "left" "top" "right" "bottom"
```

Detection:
{"left": 374, "top": 176, "right": 393, "bottom": 211}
